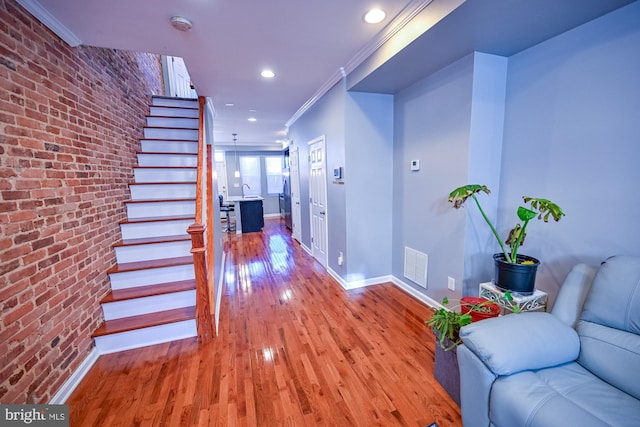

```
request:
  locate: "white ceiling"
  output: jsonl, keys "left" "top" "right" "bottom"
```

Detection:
{"left": 24, "top": 0, "right": 421, "bottom": 150}
{"left": 18, "top": 0, "right": 637, "bottom": 151}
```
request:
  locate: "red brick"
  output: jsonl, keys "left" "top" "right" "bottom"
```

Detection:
{"left": 1, "top": 0, "right": 164, "bottom": 404}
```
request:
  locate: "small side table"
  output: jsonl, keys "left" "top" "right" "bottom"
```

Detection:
{"left": 479, "top": 282, "right": 548, "bottom": 313}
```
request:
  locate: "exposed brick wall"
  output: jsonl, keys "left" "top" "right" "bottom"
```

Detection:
{"left": 0, "top": 0, "right": 165, "bottom": 403}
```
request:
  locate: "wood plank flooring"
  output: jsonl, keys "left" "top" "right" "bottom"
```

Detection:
{"left": 68, "top": 218, "right": 461, "bottom": 426}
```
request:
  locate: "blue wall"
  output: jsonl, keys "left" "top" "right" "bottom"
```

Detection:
{"left": 498, "top": 2, "right": 640, "bottom": 302}
{"left": 287, "top": 81, "right": 346, "bottom": 254}
{"left": 287, "top": 1, "right": 640, "bottom": 304}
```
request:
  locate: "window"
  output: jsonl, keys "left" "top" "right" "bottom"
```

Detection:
{"left": 265, "top": 156, "right": 283, "bottom": 195}
{"left": 239, "top": 156, "right": 261, "bottom": 196}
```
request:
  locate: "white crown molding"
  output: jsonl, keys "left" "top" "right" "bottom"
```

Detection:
{"left": 17, "top": 0, "right": 82, "bottom": 47}
{"left": 285, "top": 0, "right": 435, "bottom": 128}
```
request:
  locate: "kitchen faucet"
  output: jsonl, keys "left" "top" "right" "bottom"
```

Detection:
{"left": 242, "top": 183, "right": 250, "bottom": 197}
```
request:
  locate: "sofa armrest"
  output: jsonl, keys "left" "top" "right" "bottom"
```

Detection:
{"left": 460, "top": 312, "right": 580, "bottom": 375}
{"left": 551, "top": 263, "right": 597, "bottom": 328}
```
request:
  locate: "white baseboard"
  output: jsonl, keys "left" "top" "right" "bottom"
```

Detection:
{"left": 391, "top": 276, "right": 443, "bottom": 309}
{"left": 214, "top": 251, "right": 226, "bottom": 336}
{"left": 50, "top": 347, "right": 99, "bottom": 404}
{"left": 263, "top": 213, "right": 281, "bottom": 218}
{"left": 300, "top": 243, "right": 312, "bottom": 256}
{"left": 327, "top": 269, "right": 394, "bottom": 291}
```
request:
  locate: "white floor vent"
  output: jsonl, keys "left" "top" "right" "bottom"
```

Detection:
{"left": 404, "top": 247, "right": 428, "bottom": 288}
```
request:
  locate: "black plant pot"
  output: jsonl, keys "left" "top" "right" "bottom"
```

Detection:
{"left": 493, "top": 253, "right": 540, "bottom": 295}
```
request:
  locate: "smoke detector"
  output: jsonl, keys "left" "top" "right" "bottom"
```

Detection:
{"left": 170, "top": 16, "right": 193, "bottom": 32}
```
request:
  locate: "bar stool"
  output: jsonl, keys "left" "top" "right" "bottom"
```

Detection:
{"left": 219, "top": 195, "right": 235, "bottom": 232}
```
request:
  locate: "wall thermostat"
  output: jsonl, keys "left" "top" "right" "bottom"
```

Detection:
{"left": 410, "top": 160, "right": 420, "bottom": 171}
{"left": 333, "top": 167, "right": 343, "bottom": 179}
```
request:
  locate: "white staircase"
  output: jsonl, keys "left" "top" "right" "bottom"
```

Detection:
{"left": 93, "top": 96, "right": 201, "bottom": 354}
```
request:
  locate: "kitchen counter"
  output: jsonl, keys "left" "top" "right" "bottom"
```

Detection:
{"left": 226, "top": 196, "right": 264, "bottom": 234}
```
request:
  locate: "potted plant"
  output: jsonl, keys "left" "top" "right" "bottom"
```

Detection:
{"left": 448, "top": 184, "right": 565, "bottom": 294}
{"left": 426, "top": 296, "right": 500, "bottom": 405}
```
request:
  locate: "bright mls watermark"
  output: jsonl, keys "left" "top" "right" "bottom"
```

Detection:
{"left": 1, "top": 405, "right": 69, "bottom": 426}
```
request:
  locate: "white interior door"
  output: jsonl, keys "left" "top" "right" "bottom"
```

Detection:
{"left": 165, "top": 56, "right": 198, "bottom": 98}
{"left": 308, "top": 137, "right": 327, "bottom": 267}
{"left": 290, "top": 147, "right": 302, "bottom": 242}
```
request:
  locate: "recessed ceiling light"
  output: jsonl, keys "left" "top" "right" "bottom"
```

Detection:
{"left": 260, "top": 69, "right": 275, "bottom": 78}
{"left": 364, "top": 8, "right": 386, "bottom": 24}
{"left": 225, "top": 103, "right": 235, "bottom": 107}
{"left": 248, "top": 117, "right": 257, "bottom": 122}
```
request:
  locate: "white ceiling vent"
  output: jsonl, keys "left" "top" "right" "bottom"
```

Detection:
{"left": 404, "top": 247, "right": 427, "bottom": 288}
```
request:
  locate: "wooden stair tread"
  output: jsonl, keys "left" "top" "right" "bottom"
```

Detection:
{"left": 152, "top": 95, "right": 198, "bottom": 102}
{"left": 146, "top": 115, "right": 199, "bottom": 119}
{"left": 133, "top": 165, "right": 197, "bottom": 169}
{"left": 144, "top": 126, "right": 198, "bottom": 131}
{"left": 139, "top": 138, "right": 198, "bottom": 143}
{"left": 125, "top": 197, "right": 195, "bottom": 204}
{"left": 92, "top": 306, "right": 196, "bottom": 337}
{"left": 101, "top": 279, "right": 197, "bottom": 304}
{"left": 119, "top": 214, "right": 195, "bottom": 225}
{"left": 115, "top": 235, "right": 190, "bottom": 247}
{"left": 136, "top": 151, "right": 197, "bottom": 156}
{"left": 129, "top": 181, "right": 197, "bottom": 186}
{"left": 107, "top": 256, "right": 193, "bottom": 274}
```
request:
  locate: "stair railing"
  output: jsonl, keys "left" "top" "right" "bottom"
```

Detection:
{"left": 187, "top": 96, "right": 214, "bottom": 343}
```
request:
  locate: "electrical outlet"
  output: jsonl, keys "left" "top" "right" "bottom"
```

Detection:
{"left": 448, "top": 276, "right": 455, "bottom": 291}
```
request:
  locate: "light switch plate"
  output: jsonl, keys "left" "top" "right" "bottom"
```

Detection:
{"left": 410, "top": 159, "right": 420, "bottom": 171}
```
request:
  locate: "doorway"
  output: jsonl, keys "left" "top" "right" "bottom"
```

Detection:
{"left": 308, "top": 136, "right": 328, "bottom": 267}
{"left": 290, "top": 146, "right": 302, "bottom": 243}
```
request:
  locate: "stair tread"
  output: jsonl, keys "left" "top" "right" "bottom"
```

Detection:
{"left": 119, "top": 214, "right": 195, "bottom": 225}
{"left": 144, "top": 126, "right": 198, "bottom": 131}
{"left": 134, "top": 165, "right": 197, "bottom": 169}
{"left": 146, "top": 115, "right": 198, "bottom": 119}
{"left": 152, "top": 95, "right": 198, "bottom": 102}
{"left": 136, "top": 151, "right": 198, "bottom": 156}
{"left": 140, "top": 138, "right": 198, "bottom": 143}
{"left": 107, "top": 256, "right": 193, "bottom": 274}
{"left": 116, "top": 235, "right": 191, "bottom": 247}
{"left": 101, "top": 279, "right": 197, "bottom": 304}
{"left": 125, "top": 197, "right": 195, "bottom": 204}
{"left": 92, "top": 306, "right": 196, "bottom": 337}
{"left": 129, "top": 181, "right": 197, "bottom": 186}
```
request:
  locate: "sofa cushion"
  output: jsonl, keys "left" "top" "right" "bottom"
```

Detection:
{"left": 490, "top": 362, "right": 640, "bottom": 427}
{"left": 460, "top": 312, "right": 579, "bottom": 375}
{"left": 581, "top": 255, "right": 640, "bottom": 334}
{"left": 577, "top": 320, "right": 640, "bottom": 400}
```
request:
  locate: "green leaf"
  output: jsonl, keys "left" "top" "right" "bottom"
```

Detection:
{"left": 448, "top": 185, "right": 490, "bottom": 209}
{"left": 442, "top": 296, "right": 449, "bottom": 306}
{"left": 517, "top": 206, "right": 537, "bottom": 222}
{"left": 504, "top": 291, "right": 513, "bottom": 302}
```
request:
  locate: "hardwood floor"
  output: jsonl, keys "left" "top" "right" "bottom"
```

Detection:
{"left": 68, "top": 218, "right": 461, "bottom": 426}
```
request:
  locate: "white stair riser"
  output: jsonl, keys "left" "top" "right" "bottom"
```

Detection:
{"left": 109, "top": 264, "right": 195, "bottom": 290}
{"left": 115, "top": 240, "right": 191, "bottom": 264}
{"left": 140, "top": 140, "right": 198, "bottom": 154}
{"left": 144, "top": 128, "right": 198, "bottom": 140}
{"left": 134, "top": 168, "right": 197, "bottom": 183}
{"left": 149, "top": 106, "right": 199, "bottom": 118}
{"left": 94, "top": 319, "right": 197, "bottom": 354}
{"left": 120, "top": 219, "right": 193, "bottom": 240}
{"left": 137, "top": 153, "right": 197, "bottom": 167}
{"left": 130, "top": 183, "right": 196, "bottom": 201}
{"left": 152, "top": 98, "right": 198, "bottom": 109}
{"left": 126, "top": 200, "right": 195, "bottom": 219}
{"left": 146, "top": 117, "right": 198, "bottom": 129}
{"left": 102, "top": 290, "right": 196, "bottom": 320}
